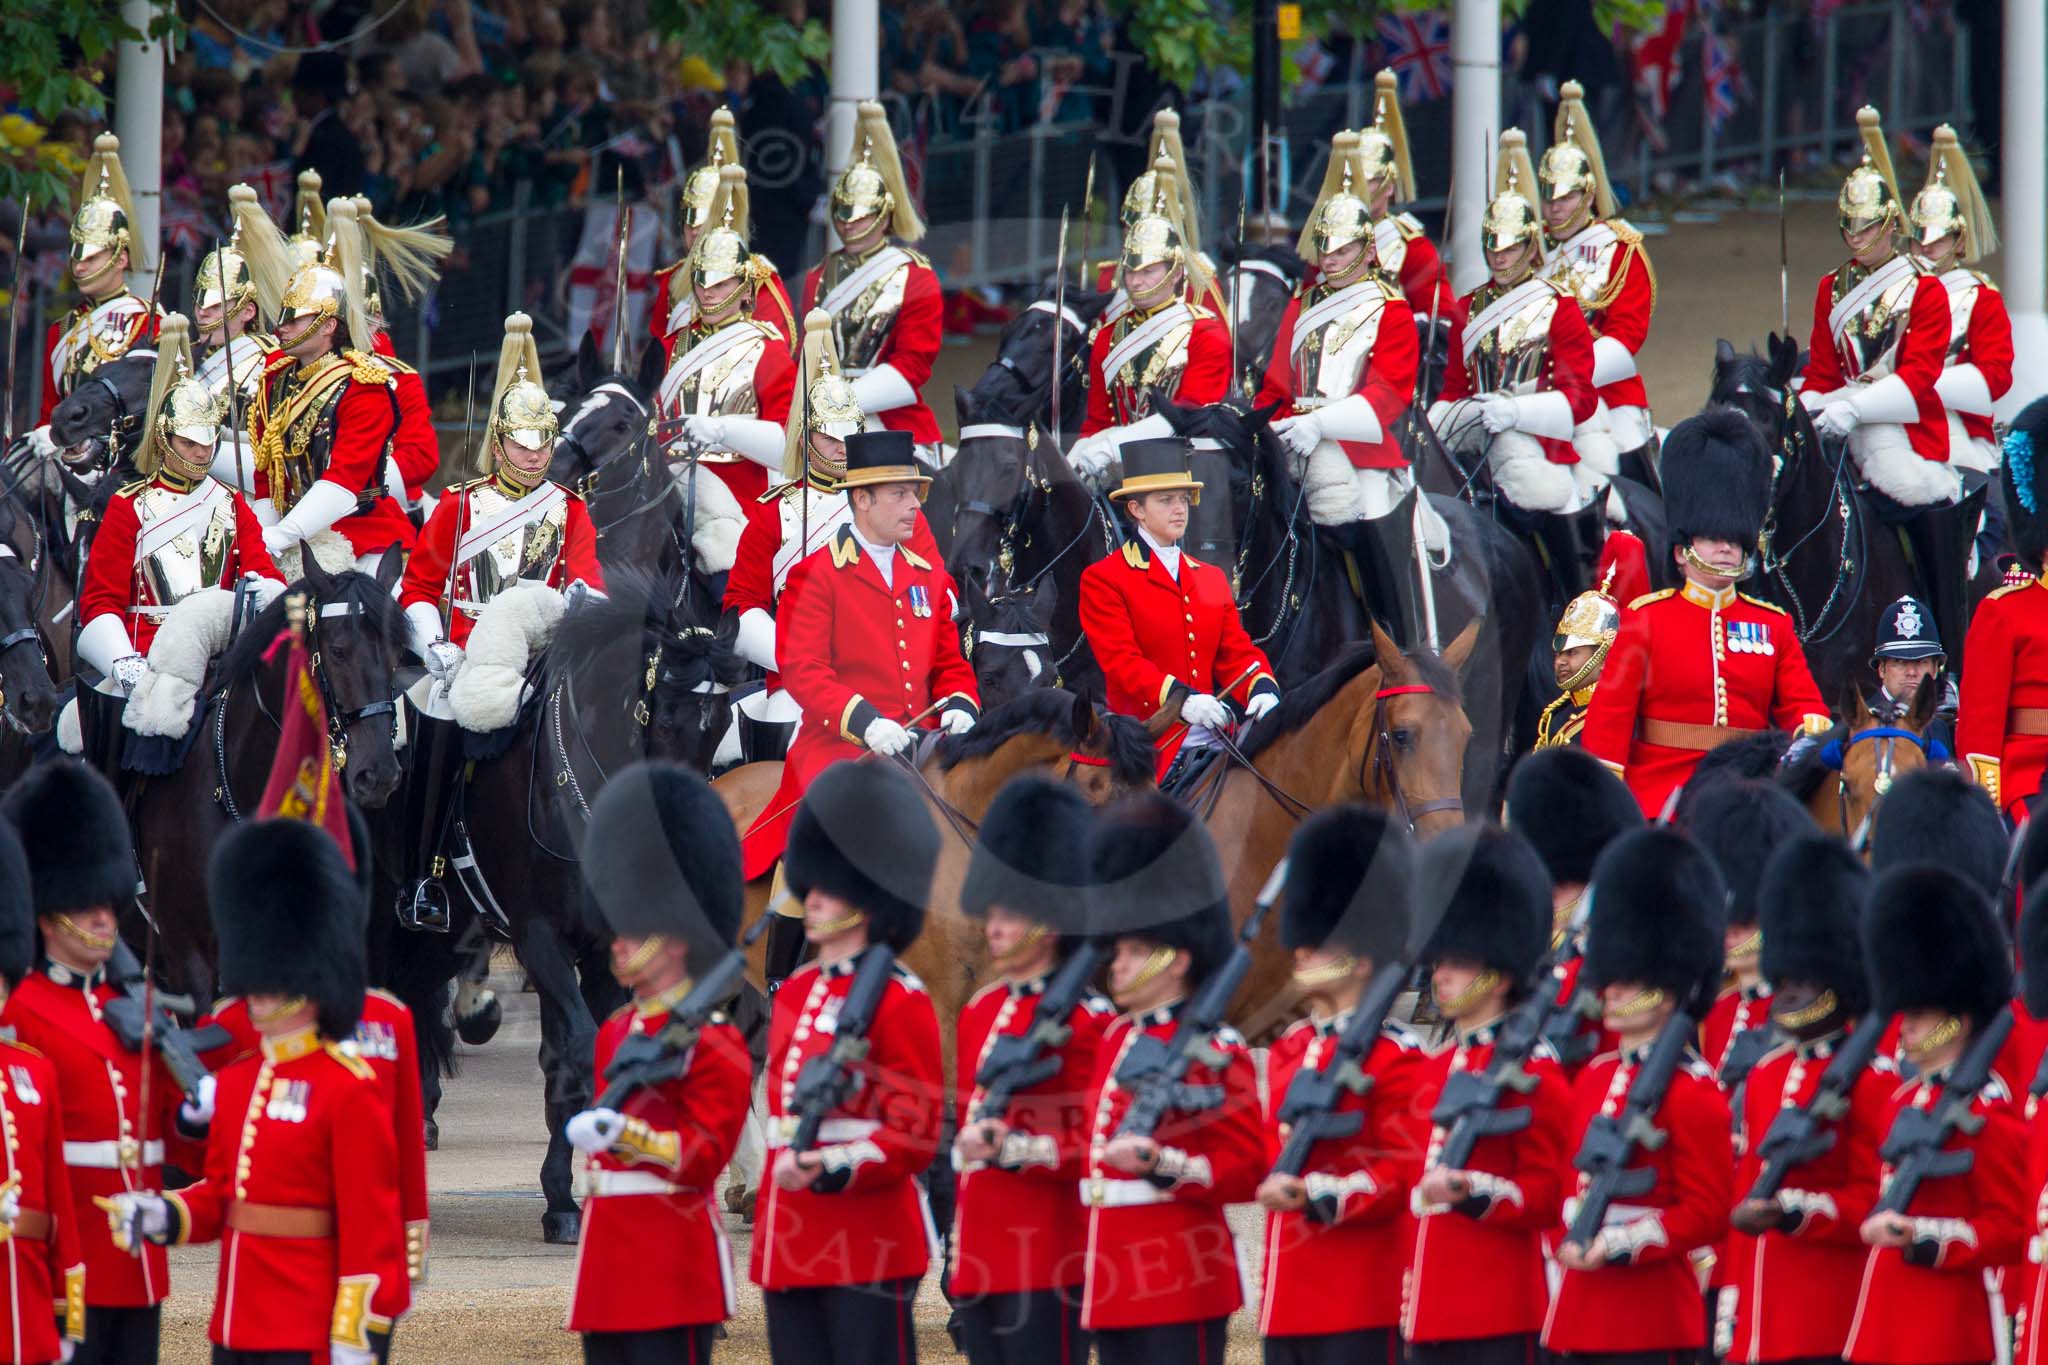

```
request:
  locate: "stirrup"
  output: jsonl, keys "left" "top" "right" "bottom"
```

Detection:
{"left": 398, "top": 865, "right": 452, "bottom": 933}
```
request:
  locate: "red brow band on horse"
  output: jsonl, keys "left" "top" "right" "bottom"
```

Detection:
{"left": 1067, "top": 752, "right": 1110, "bottom": 767}
{"left": 1377, "top": 685, "right": 1433, "bottom": 698}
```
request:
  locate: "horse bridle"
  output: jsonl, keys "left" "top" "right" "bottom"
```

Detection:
{"left": 1739, "top": 376, "right": 1864, "bottom": 647}
{"left": 556, "top": 383, "right": 670, "bottom": 536}
{"left": 1368, "top": 684, "right": 1464, "bottom": 830}
{"left": 1822, "top": 722, "right": 1943, "bottom": 850}
{"left": 307, "top": 596, "right": 398, "bottom": 770}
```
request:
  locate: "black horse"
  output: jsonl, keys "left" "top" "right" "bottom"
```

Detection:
{"left": 1156, "top": 394, "right": 1548, "bottom": 806}
{"left": 1709, "top": 336, "right": 1990, "bottom": 706}
{"left": 0, "top": 500, "right": 64, "bottom": 785}
{"left": 1215, "top": 240, "right": 1307, "bottom": 398}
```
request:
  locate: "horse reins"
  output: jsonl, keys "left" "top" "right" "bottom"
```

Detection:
{"left": 1823, "top": 722, "right": 1943, "bottom": 851}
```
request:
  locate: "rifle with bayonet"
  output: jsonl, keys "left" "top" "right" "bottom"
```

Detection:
{"left": 1269, "top": 955, "right": 1409, "bottom": 1178}
{"left": 1746, "top": 1011, "right": 1885, "bottom": 1202}
{"left": 1429, "top": 937, "right": 1583, "bottom": 1172}
{"left": 593, "top": 916, "right": 771, "bottom": 1111}
{"left": 971, "top": 936, "right": 1105, "bottom": 1127}
{"left": 1563, "top": 1003, "right": 1699, "bottom": 1250}
{"left": 1869, "top": 1006, "right": 2015, "bottom": 1216}
{"left": 1112, "top": 862, "right": 1280, "bottom": 1141}
{"left": 787, "top": 941, "right": 900, "bottom": 1154}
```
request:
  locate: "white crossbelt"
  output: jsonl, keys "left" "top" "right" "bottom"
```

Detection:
{"left": 65, "top": 1139, "right": 164, "bottom": 1169}
{"left": 1081, "top": 1177, "right": 1167, "bottom": 1208}
{"left": 764, "top": 1117, "right": 880, "bottom": 1149}
{"left": 1461, "top": 278, "right": 1554, "bottom": 363}
{"left": 818, "top": 247, "right": 911, "bottom": 315}
{"left": 585, "top": 1169, "right": 695, "bottom": 1197}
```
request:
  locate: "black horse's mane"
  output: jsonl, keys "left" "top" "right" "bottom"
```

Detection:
{"left": 215, "top": 566, "right": 410, "bottom": 688}
{"left": 546, "top": 564, "right": 747, "bottom": 688}
{"left": 1220, "top": 239, "right": 1308, "bottom": 277}
{"left": 935, "top": 688, "right": 1154, "bottom": 789}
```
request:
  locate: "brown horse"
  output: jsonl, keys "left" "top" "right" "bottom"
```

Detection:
{"left": 1168, "top": 618, "right": 1479, "bottom": 1040}
{"left": 1798, "top": 678, "right": 1937, "bottom": 857}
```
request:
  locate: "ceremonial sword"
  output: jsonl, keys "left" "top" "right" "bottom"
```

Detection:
{"left": 2, "top": 197, "right": 29, "bottom": 446}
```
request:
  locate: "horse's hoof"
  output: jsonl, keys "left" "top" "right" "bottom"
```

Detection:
{"left": 740, "top": 1191, "right": 756, "bottom": 1225}
{"left": 541, "top": 1209, "right": 582, "bottom": 1245}
{"left": 723, "top": 1181, "right": 750, "bottom": 1214}
{"left": 455, "top": 994, "right": 502, "bottom": 1046}
{"left": 423, "top": 1118, "right": 440, "bottom": 1152}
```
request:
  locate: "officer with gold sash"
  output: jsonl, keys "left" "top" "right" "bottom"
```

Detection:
{"left": 76, "top": 315, "right": 285, "bottom": 776}
{"left": 396, "top": 313, "right": 604, "bottom": 926}
{"left": 1801, "top": 107, "right": 1968, "bottom": 669}
{"left": 1067, "top": 156, "right": 1231, "bottom": 487}
{"left": 653, "top": 110, "right": 797, "bottom": 363}
{"left": 1256, "top": 134, "right": 1418, "bottom": 530}
{"left": 801, "top": 102, "right": 946, "bottom": 462}
{"left": 237, "top": 199, "right": 417, "bottom": 571}
{"left": 662, "top": 166, "right": 797, "bottom": 526}
{"left": 1539, "top": 82, "right": 1657, "bottom": 486}
{"left": 1534, "top": 568, "right": 1620, "bottom": 750}
{"left": 1428, "top": 135, "right": 1601, "bottom": 520}
{"left": 22, "top": 135, "right": 162, "bottom": 452}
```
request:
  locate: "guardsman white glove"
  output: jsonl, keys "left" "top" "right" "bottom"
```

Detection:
{"left": 1180, "top": 693, "right": 1231, "bottom": 730}
{"left": 1245, "top": 690, "right": 1279, "bottom": 720}
{"left": 565, "top": 1108, "right": 623, "bottom": 1155}
{"left": 1067, "top": 433, "right": 1115, "bottom": 483}
{"left": 97, "top": 1191, "right": 169, "bottom": 1254}
{"left": 1815, "top": 402, "right": 1860, "bottom": 440}
{"left": 1274, "top": 414, "right": 1322, "bottom": 459}
{"left": 863, "top": 716, "right": 913, "bottom": 756}
{"left": 939, "top": 707, "right": 976, "bottom": 736}
{"left": 682, "top": 414, "right": 730, "bottom": 449}
{"left": 111, "top": 656, "right": 148, "bottom": 696}
{"left": 1479, "top": 395, "right": 1521, "bottom": 434}
{"left": 425, "top": 641, "right": 466, "bottom": 680}
{"left": 180, "top": 1073, "right": 217, "bottom": 1128}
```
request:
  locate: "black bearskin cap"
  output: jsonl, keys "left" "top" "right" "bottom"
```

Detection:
{"left": 1419, "top": 824, "right": 1551, "bottom": 991}
{"left": 209, "top": 819, "right": 366, "bottom": 1040}
{"left": 581, "top": 762, "right": 743, "bottom": 955}
{"left": 1684, "top": 780, "right": 1813, "bottom": 927}
{"left": 1759, "top": 833, "right": 1872, "bottom": 1016}
{"left": 1869, "top": 768, "right": 2009, "bottom": 903}
{"left": 0, "top": 823, "right": 33, "bottom": 987}
{"left": 1662, "top": 405, "right": 1772, "bottom": 548}
{"left": 1584, "top": 827, "right": 1726, "bottom": 1011}
{"left": 785, "top": 762, "right": 937, "bottom": 953}
{"left": 1864, "top": 864, "right": 2012, "bottom": 1024}
{"left": 1280, "top": 804, "right": 1414, "bottom": 963}
{"left": 1088, "top": 793, "right": 1235, "bottom": 983}
{"left": 2000, "top": 396, "right": 2048, "bottom": 571}
{"left": 1, "top": 760, "right": 135, "bottom": 919}
{"left": 961, "top": 775, "right": 1097, "bottom": 932}
{"left": 1506, "top": 748, "right": 1642, "bottom": 886}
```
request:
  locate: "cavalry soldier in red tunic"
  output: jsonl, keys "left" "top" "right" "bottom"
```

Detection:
{"left": 566, "top": 763, "right": 753, "bottom": 1362}
{"left": 801, "top": 104, "right": 945, "bottom": 463}
{"left": 1845, "top": 865, "right": 2027, "bottom": 1365}
{"left": 75, "top": 316, "right": 285, "bottom": 776}
{"left": 739, "top": 430, "right": 978, "bottom": 884}
{"left": 0, "top": 762, "right": 201, "bottom": 1365}
{"left": 1355, "top": 73, "right": 1456, "bottom": 332}
{"left": 1067, "top": 159, "right": 1231, "bottom": 486}
{"left": 190, "top": 203, "right": 274, "bottom": 488}
{"left": 1914, "top": 126, "right": 2012, "bottom": 483}
{"left": 23, "top": 136, "right": 160, "bottom": 445}
{"left": 751, "top": 762, "right": 945, "bottom": 1364}
{"left": 1543, "top": 827, "right": 1733, "bottom": 1360}
{"left": 1581, "top": 409, "right": 1830, "bottom": 817}
{"left": 238, "top": 198, "right": 416, "bottom": 571}
{"left": 0, "top": 821, "right": 85, "bottom": 1365}
{"left": 1429, "top": 137, "right": 1606, "bottom": 528}
{"left": 1505, "top": 747, "right": 1642, "bottom": 1074}
{"left": 949, "top": 777, "right": 1111, "bottom": 1365}
{"left": 1257, "top": 135, "right": 1420, "bottom": 539}
{"left": 1255, "top": 806, "right": 1428, "bottom": 1362}
{"left": 396, "top": 313, "right": 603, "bottom": 926}
{"left": 661, "top": 167, "right": 798, "bottom": 526}
{"left": 1727, "top": 834, "right": 1891, "bottom": 1365}
{"left": 1092, "top": 112, "right": 1229, "bottom": 322}
{"left": 350, "top": 197, "right": 454, "bottom": 515}
{"left": 1406, "top": 824, "right": 1572, "bottom": 1364}
{"left": 652, "top": 111, "right": 797, "bottom": 363}
{"left": 1539, "top": 81, "right": 1660, "bottom": 485}
{"left": 1076, "top": 437, "right": 1279, "bottom": 781}
{"left": 1079, "top": 795, "right": 1262, "bottom": 1365}
{"left": 105, "top": 818, "right": 409, "bottom": 1365}
{"left": 1959, "top": 398, "right": 2048, "bottom": 819}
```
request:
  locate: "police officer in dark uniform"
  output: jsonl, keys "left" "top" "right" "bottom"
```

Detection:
{"left": 1866, "top": 595, "right": 1958, "bottom": 755}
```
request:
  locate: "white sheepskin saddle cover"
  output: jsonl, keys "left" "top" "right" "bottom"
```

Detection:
{"left": 124, "top": 588, "right": 238, "bottom": 738}
{"left": 271, "top": 529, "right": 356, "bottom": 583}
{"left": 446, "top": 581, "right": 564, "bottom": 733}
{"left": 673, "top": 465, "right": 746, "bottom": 575}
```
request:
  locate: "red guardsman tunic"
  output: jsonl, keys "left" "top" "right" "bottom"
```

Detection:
{"left": 1404, "top": 1021, "right": 1573, "bottom": 1346}
{"left": 1542, "top": 1046, "right": 1733, "bottom": 1355}
{"left": 1957, "top": 573, "right": 2048, "bottom": 817}
{"left": 1800, "top": 261, "right": 1952, "bottom": 463}
{"left": 739, "top": 526, "right": 978, "bottom": 880}
{"left": 77, "top": 474, "right": 282, "bottom": 658}
{"left": 1437, "top": 279, "right": 1599, "bottom": 467}
{"left": 651, "top": 265, "right": 797, "bottom": 364}
{"left": 1729, "top": 1034, "right": 1893, "bottom": 1364}
{"left": 1258, "top": 1016, "right": 1428, "bottom": 1339}
{"left": 38, "top": 294, "right": 159, "bottom": 427}
{"left": 949, "top": 976, "right": 1112, "bottom": 1298}
{"left": 370, "top": 332, "right": 440, "bottom": 503}
{"left": 0, "top": 1039, "right": 84, "bottom": 1363}
{"left": 1581, "top": 581, "right": 1830, "bottom": 817}
{"left": 0, "top": 968, "right": 201, "bottom": 1312}
{"left": 1078, "top": 1003, "right": 1263, "bottom": 1333}
{"left": 1078, "top": 304, "right": 1230, "bottom": 433}
{"left": 163, "top": 1027, "right": 409, "bottom": 1355}
{"left": 248, "top": 348, "right": 419, "bottom": 558}
{"left": 1252, "top": 282, "right": 1419, "bottom": 471}
{"left": 1842, "top": 1070, "right": 2026, "bottom": 1365}
{"left": 568, "top": 991, "right": 751, "bottom": 1331}
{"left": 800, "top": 247, "right": 944, "bottom": 446}
{"left": 750, "top": 955, "right": 945, "bottom": 1291}
{"left": 1076, "top": 539, "right": 1277, "bottom": 777}
{"left": 396, "top": 478, "right": 605, "bottom": 648}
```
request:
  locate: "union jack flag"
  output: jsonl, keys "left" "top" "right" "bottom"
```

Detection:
{"left": 1632, "top": 0, "right": 1695, "bottom": 121}
{"left": 1376, "top": 11, "right": 1453, "bottom": 102}
{"left": 1703, "top": 30, "right": 1744, "bottom": 133}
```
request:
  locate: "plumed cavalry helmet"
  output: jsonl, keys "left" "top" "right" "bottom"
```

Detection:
{"left": 485, "top": 312, "right": 558, "bottom": 460}
{"left": 683, "top": 108, "right": 742, "bottom": 238}
{"left": 1539, "top": 80, "right": 1619, "bottom": 222}
{"left": 783, "top": 310, "right": 866, "bottom": 484}
{"left": 1355, "top": 70, "right": 1417, "bottom": 204}
{"left": 1482, "top": 130, "right": 1543, "bottom": 254}
{"left": 197, "top": 191, "right": 261, "bottom": 320}
{"left": 691, "top": 165, "right": 757, "bottom": 295}
{"left": 71, "top": 134, "right": 143, "bottom": 279}
{"left": 1297, "top": 132, "right": 1374, "bottom": 264}
{"left": 1911, "top": 123, "right": 1998, "bottom": 262}
{"left": 1122, "top": 108, "right": 1196, "bottom": 229}
{"left": 1121, "top": 156, "right": 1190, "bottom": 278}
{"left": 140, "top": 314, "right": 221, "bottom": 476}
{"left": 830, "top": 101, "right": 925, "bottom": 243}
{"left": 274, "top": 200, "right": 374, "bottom": 352}
{"left": 1552, "top": 565, "right": 1620, "bottom": 689}
{"left": 288, "top": 169, "right": 327, "bottom": 270}
{"left": 1839, "top": 106, "right": 1903, "bottom": 236}
{"left": 349, "top": 195, "right": 453, "bottom": 325}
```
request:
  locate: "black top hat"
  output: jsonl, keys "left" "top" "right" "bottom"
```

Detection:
{"left": 1110, "top": 436, "right": 1203, "bottom": 504}
{"left": 838, "top": 430, "right": 930, "bottom": 493}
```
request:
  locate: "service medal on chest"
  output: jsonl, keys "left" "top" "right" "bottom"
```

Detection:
{"left": 1726, "top": 620, "right": 1774, "bottom": 655}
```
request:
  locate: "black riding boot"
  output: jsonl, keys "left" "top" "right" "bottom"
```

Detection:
{"left": 1901, "top": 499, "right": 1976, "bottom": 682}
{"left": 761, "top": 908, "right": 808, "bottom": 992}
{"left": 397, "top": 708, "right": 463, "bottom": 932}
{"left": 1530, "top": 511, "right": 1594, "bottom": 610}
{"left": 78, "top": 686, "right": 127, "bottom": 783}
{"left": 1616, "top": 439, "right": 1661, "bottom": 493}
{"left": 1327, "top": 517, "right": 1409, "bottom": 643}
